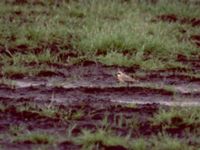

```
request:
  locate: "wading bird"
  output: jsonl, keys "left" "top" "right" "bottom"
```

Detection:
{"left": 117, "top": 70, "right": 137, "bottom": 86}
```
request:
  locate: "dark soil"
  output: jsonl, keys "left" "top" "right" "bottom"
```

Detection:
{"left": 0, "top": 97, "right": 198, "bottom": 150}
{"left": 190, "top": 35, "right": 200, "bottom": 48}
{"left": 0, "top": 60, "right": 200, "bottom": 149}
{"left": 0, "top": 1, "right": 199, "bottom": 148}
{"left": 154, "top": 14, "right": 200, "bottom": 27}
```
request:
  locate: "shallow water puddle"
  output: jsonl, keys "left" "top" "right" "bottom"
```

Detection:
{"left": 14, "top": 80, "right": 46, "bottom": 88}
{"left": 9, "top": 79, "right": 200, "bottom": 96}
{"left": 174, "top": 84, "right": 200, "bottom": 93}
{"left": 2, "top": 79, "right": 200, "bottom": 107}
{"left": 111, "top": 99, "right": 200, "bottom": 107}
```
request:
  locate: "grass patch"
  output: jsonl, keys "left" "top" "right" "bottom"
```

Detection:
{"left": 139, "top": 0, "right": 200, "bottom": 18}
{"left": 13, "top": 132, "right": 55, "bottom": 144}
{"left": 0, "top": 100, "right": 200, "bottom": 149}
{"left": 97, "top": 51, "right": 136, "bottom": 67}
{"left": 64, "top": 109, "right": 85, "bottom": 120}
{"left": 0, "top": 0, "right": 199, "bottom": 72}
{"left": 150, "top": 133, "right": 194, "bottom": 150}
{"left": 73, "top": 129, "right": 131, "bottom": 150}
{"left": 15, "top": 102, "right": 60, "bottom": 118}
{"left": 1, "top": 65, "right": 37, "bottom": 77}
{"left": 1, "top": 63, "right": 55, "bottom": 77}
{"left": 151, "top": 107, "right": 200, "bottom": 127}
{"left": 73, "top": 129, "right": 194, "bottom": 150}
{"left": 0, "top": 77, "right": 16, "bottom": 88}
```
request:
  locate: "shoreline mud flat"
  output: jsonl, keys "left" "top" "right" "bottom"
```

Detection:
{"left": 0, "top": 63, "right": 200, "bottom": 149}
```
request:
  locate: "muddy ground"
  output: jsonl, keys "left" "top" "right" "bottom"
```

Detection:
{"left": 0, "top": 57, "right": 200, "bottom": 149}
{"left": 0, "top": 2, "right": 200, "bottom": 148}
{"left": 1, "top": 59, "right": 200, "bottom": 105}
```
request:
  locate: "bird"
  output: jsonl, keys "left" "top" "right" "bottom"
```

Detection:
{"left": 117, "top": 70, "right": 137, "bottom": 86}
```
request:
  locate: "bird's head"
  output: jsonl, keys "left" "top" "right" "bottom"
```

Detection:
{"left": 117, "top": 70, "right": 123, "bottom": 76}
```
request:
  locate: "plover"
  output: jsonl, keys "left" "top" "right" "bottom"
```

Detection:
{"left": 117, "top": 70, "right": 137, "bottom": 85}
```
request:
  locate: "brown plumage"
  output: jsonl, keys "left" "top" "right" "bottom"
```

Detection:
{"left": 117, "top": 70, "right": 137, "bottom": 84}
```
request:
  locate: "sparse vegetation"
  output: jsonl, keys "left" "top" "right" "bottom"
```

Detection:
{"left": 73, "top": 129, "right": 130, "bottom": 149}
{"left": 13, "top": 132, "right": 55, "bottom": 144}
{"left": 0, "top": 99, "right": 200, "bottom": 149}
{"left": 151, "top": 107, "right": 200, "bottom": 127}
{"left": 0, "top": 0, "right": 199, "bottom": 75}
{"left": 0, "top": 0, "right": 200, "bottom": 149}
{"left": 149, "top": 133, "right": 194, "bottom": 150}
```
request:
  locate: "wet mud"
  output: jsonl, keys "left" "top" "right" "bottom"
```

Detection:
{"left": 0, "top": 6, "right": 200, "bottom": 148}
{"left": 0, "top": 61, "right": 200, "bottom": 148}
{"left": 154, "top": 14, "right": 200, "bottom": 27}
{"left": 0, "top": 97, "right": 199, "bottom": 149}
{"left": 1, "top": 61, "right": 200, "bottom": 105}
